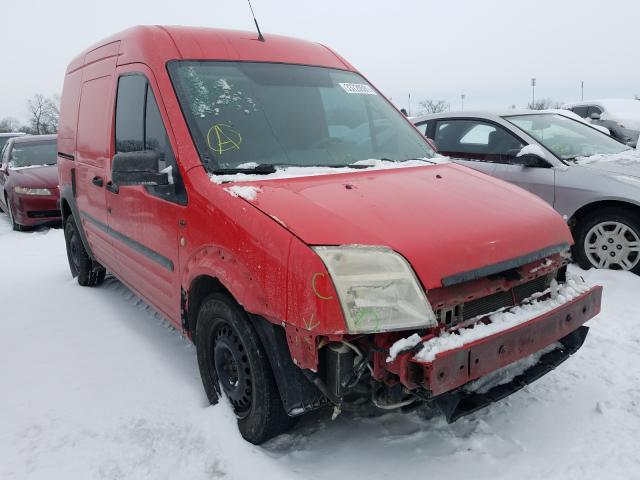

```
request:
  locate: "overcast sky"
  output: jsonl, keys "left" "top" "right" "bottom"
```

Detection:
{"left": 2, "top": 0, "right": 639, "bottom": 122}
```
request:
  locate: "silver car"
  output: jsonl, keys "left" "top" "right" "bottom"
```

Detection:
{"left": 563, "top": 99, "right": 640, "bottom": 147}
{"left": 413, "top": 110, "right": 640, "bottom": 273}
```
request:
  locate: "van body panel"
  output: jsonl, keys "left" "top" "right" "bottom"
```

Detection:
{"left": 75, "top": 74, "right": 116, "bottom": 263}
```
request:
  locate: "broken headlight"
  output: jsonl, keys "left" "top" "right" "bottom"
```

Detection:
{"left": 313, "top": 246, "right": 436, "bottom": 333}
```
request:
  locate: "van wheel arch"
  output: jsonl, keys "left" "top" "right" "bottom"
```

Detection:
{"left": 185, "top": 274, "right": 327, "bottom": 418}
{"left": 186, "top": 275, "right": 232, "bottom": 339}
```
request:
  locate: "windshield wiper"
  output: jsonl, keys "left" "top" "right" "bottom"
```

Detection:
{"left": 210, "top": 163, "right": 277, "bottom": 175}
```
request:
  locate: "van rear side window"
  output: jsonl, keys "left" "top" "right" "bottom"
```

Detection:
{"left": 114, "top": 74, "right": 187, "bottom": 204}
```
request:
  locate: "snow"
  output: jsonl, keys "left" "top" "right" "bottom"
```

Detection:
{"left": 576, "top": 148, "right": 640, "bottom": 165}
{"left": 517, "top": 144, "right": 547, "bottom": 158}
{"left": 2, "top": 215, "right": 640, "bottom": 479}
{"left": 224, "top": 185, "right": 261, "bottom": 201}
{"left": 387, "top": 333, "right": 422, "bottom": 362}
{"left": 414, "top": 274, "right": 590, "bottom": 363}
{"left": 210, "top": 158, "right": 446, "bottom": 184}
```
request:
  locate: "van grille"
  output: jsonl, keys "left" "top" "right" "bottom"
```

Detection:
{"left": 438, "top": 274, "right": 552, "bottom": 327}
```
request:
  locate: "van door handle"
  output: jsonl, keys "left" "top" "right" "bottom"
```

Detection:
{"left": 106, "top": 181, "right": 119, "bottom": 194}
{"left": 92, "top": 176, "right": 104, "bottom": 187}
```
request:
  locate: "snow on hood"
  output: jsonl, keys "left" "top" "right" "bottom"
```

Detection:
{"left": 576, "top": 148, "right": 640, "bottom": 166}
{"left": 209, "top": 158, "right": 447, "bottom": 185}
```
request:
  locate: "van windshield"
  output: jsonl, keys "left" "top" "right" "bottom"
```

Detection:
{"left": 167, "top": 61, "right": 434, "bottom": 171}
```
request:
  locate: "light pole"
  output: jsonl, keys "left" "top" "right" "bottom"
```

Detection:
{"left": 531, "top": 78, "right": 536, "bottom": 107}
{"left": 461, "top": 94, "right": 465, "bottom": 111}
{"left": 581, "top": 81, "right": 584, "bottom": 101}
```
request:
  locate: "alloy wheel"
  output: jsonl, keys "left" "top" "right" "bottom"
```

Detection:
{"left": 584, "top": 221, "right": 640, "bottom": 270}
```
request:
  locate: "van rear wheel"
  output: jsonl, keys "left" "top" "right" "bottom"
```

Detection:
{"left": 64, "top": 215, "right": 106, "bottom": 286}
{"left": 195, "top": 292, "right": 295, "bottom": 444}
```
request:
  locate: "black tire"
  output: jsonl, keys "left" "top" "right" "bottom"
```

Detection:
{"left": 195, "top": 292, "right": 295, "bottom": 444}
{"left": 6, "top": 194, "right": 25, "bottom": 231}
{"left": 64, "top": 215, "right": 106, "bottom": 286}
{"left": 573, "top": 207, "right": 640, "bottom": 274}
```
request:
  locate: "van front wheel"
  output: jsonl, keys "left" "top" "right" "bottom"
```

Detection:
{"left": 64, "top": 215, "right": 106, "bottom": 286}
{"left": 195, "top": 293, "right": 295, "bottom": 444}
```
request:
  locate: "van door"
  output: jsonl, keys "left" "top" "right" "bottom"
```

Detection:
{"left": 75, "top": 58, "right": 118, "bottom": 263}
{"left": 105, "top": 67, "right": 187, "bottom": 323}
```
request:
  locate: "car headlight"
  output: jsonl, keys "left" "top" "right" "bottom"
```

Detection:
{"left": 313, "top": 245, "right": 436, "bottom": 333}
{"left": 14, "top": 186, "right": 52, "bottom": 195}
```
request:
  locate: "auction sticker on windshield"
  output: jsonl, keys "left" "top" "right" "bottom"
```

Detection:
{"left": 339, "top": 83, "right": 377, "bottom": 95}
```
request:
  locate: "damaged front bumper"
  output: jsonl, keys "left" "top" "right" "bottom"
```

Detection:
{"left": 381, "top": 286, "right": 602, "bottom": 416}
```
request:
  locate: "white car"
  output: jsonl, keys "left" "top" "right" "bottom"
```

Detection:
{"left": 563, "top": 99, "right": 640, "bottom": 147}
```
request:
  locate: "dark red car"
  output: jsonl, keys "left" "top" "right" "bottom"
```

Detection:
{"left": 58, "top": 26, "right": 602, "bottom": 444}
{"left": 0, "top": 134, "right": 61, "bottom": 230}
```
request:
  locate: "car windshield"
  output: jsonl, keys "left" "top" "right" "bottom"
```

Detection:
{"left": 505, "top": 113, "right": 630, "bottom": 161}
{"left": 9, "top": 140, "right": 57, "bottom": 168}
{"left": 167, "top": 61, "right": 434, "bottom": 171}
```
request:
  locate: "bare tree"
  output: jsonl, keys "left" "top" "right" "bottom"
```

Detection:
{"left": 0, "top": 117, "right": 21, "bottom": 133}
{"left": 26, "top": 93, "right": 60, "bottom": 134}
{"left": 418, "top": 99, "right": 450, "bottom": 115}
{"left": 527, "top": 98, "right": 564, "bottom": 110}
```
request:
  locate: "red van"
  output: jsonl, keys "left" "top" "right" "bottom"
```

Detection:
{"left": 58, "top": 26, "right": 602, "bottom": 444}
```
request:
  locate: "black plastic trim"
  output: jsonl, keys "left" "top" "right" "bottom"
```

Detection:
{"left": 441, "top": 242, "right": 570, "bottom": 287}
{"left": 435, "top": 326, "right": 589, "bottom": 422}
{"left": 248, "top": 315, "right": 327, "bottom": 416}
{"left": 79, "top": 210, "right": 174, "bottom": 272}
{"left": 58, "top": 152, "right": 75, "bottom": 161}
{"left": 60, "top": 185, "right": 94, "bottom": 260}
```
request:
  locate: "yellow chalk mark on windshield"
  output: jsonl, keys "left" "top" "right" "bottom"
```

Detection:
{"left": 207, "top": 123, "right": 242, "bottom": 155}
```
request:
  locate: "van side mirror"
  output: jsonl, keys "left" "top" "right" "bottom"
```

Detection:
{"left": 590, "top": 112, "right": 601, "bottom": 120}
{"left": 111, "top": 151, "right": 169, "bottom": 187}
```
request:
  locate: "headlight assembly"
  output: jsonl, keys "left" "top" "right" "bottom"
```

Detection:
{"left": 313, "top": 245, "right": 436, "bottom": 334}
{"left": 14, "top": 186, "right": 52, "bottom": 196}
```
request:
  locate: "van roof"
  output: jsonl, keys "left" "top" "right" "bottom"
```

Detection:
{"left": 66, "top": 25, "right": 354, "bottom": 74}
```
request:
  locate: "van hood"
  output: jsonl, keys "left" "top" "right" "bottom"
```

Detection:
{"left": 11, "top": 165, "right": 59, "bottom": 189}
{"left": 238, "top": 163, "right": 572, "bottom": 289}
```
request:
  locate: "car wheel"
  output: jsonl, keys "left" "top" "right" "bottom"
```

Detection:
{"left": 6, "top": 194, "right": 27, "bottom": 231}
{"left": 64, "top": 214, "right": 106, "bottom": 286}
{"left": 574, "top": 208, "right": 640, "bottom": 273}
{"left": 195, "top": 292, "right": 296, "bottom": 444}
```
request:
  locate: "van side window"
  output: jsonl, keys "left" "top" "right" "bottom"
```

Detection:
{"left": 115, "top": 74, "right": 186, "bottom": 204}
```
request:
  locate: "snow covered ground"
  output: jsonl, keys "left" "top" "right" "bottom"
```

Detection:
{"left": 1, "top": 216, "right": 639, "bottom": 480}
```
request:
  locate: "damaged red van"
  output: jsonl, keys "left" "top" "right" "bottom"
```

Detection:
{"left": 57, "top": 26, "right": 602, "bottom": 444}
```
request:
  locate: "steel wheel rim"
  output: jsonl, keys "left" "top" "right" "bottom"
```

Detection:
{"left": 69, "top": 229, "right": 82, "bottom": 273}
{"left": 212, "top": 322, "right": 252, "bottom": 418}
{"left": 584, "top": 220, "right": 640, "bottom": 270}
